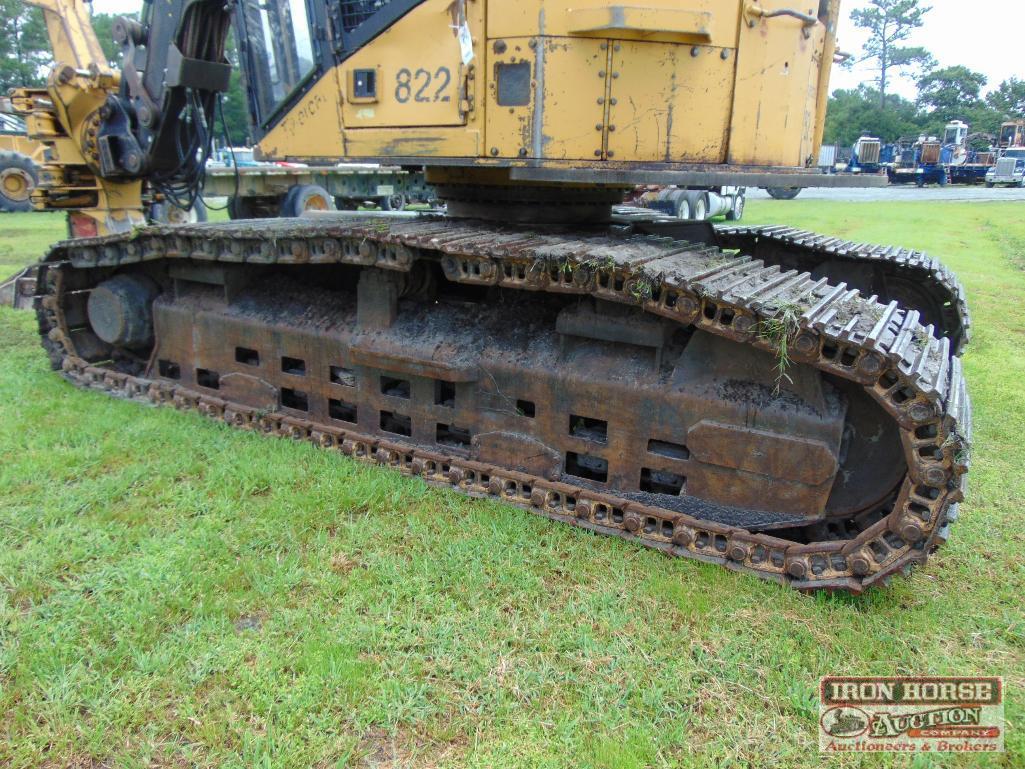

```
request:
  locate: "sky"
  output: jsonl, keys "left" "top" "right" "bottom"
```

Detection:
{"left": 830, "top": 0, "right": 1023, "bottom": 99}
{"left": 89, "top": 0, "right": 1021, "bottom": 99}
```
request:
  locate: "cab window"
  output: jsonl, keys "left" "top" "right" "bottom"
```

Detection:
{"left": 241, "top": 0, "right": 317, "bottom": 125}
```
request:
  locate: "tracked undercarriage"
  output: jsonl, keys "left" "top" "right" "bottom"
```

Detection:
{"left": 34, "top": 214, "right": 970, "bottom": 592}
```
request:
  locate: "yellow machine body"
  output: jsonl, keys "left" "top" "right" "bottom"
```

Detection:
{"left": 0, "top": 132, "right": 46, "bottom": 163}
{"left": 10, "top": 0, "right": 144, "bottom": 235}
{"left": 254, "top": 0, "right": 839, "bottom": 183}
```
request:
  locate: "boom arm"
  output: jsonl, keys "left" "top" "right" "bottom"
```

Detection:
{"left": 27, "top": 0, "right": 111, "bottom": 74}
{"left": 10, "top": 0, "right": 232, "bottom": 234}
{"left": 105, "top": 0, "right": 233, "bottom": 204}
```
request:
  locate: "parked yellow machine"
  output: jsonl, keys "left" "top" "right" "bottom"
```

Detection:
{"left": 9, "top": 0, "right": 144, "bottom": 235}
{"left": 0, "top": 104, "right": 46, "bottom": 212}
{"left": 31, "top": 0, "right": 971, "bottom": 592}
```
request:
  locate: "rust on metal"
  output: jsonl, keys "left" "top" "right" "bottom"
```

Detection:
{"left": 33, "top": 213, "right": 970, "bottom": 592}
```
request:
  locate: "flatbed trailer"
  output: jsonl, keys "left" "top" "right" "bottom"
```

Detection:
{"left": 947, "top": 164, "right": 991, "bottom": 185}
{"left": 203, "top": 163, "right": 433, "bottom": 218}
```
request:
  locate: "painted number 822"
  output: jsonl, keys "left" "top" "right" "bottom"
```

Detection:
{"left": 394, "top": 67, "right": 452, "bottom": 104}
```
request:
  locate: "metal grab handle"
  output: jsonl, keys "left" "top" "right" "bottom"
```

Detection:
{"left": 744, "top": 2, "right": 819, "bottom": 37}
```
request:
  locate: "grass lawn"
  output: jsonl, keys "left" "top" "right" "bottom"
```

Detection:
{"left": 0, "top": 212, "right": 66, "bottom": 276}
{"left": 0, "top": 201, "right": 1022, "bottom": 768}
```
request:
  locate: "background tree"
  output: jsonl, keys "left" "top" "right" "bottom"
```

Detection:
{"left": 986, "top": 77, "right": 1025, "bottom": 119}
{"left": 824, "top": 86, "right": 922, "bottom": 145}
{"left": 90, "top": 13, "right": 130, "bottom": 69}
{"left": 849, "top": 0, "right": 934, "bottom": 107}
{"left": 917, "top": 66, "right": 986, "bottom": 118}
{"left": 219, "top": 32, "right": 253, "bottom": 147}
{"left": 915, "top": 66, "right": 999, "bottom": 135}
{"left": 0, "top": 0, "right": 51, "bottom": 91}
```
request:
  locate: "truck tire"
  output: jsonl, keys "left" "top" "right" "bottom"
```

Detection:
{"left": 280, "top": 184, "right": 336, "bottom": 217}
{"left": 150, "top": 198, "right": 208, "bottom": 224}
{"left": 764, "top": 187, "right": 801, "bottom": 200}
{"left": 725, "top": 191, "right": 745, "bottom": 221}
{"left": 382, "top": 192, "right": 407, "bottom": 211}
{"left": 662, "top": 189, "right": 690, "bottom": 219}
{"left": 0, "top": 151, "right": 38, "bottom": 213}
{"left": 227, "top": 195, "right": 256, "bottom": 219}
{"left": 985, "top": 182, "right": 994, "bottom": 188}
{"left": 684, "top": 190, "right": 708, "bottom": 220}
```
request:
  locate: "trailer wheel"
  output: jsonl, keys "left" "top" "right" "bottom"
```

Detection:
{"left": 764, "top": 187, "right": 801, "bottom": 200}
{"left": 382, "top": 193, "right": 407, "bottom": 211}
{"left": 0, "top": 151, "right": 38, "bottom": 213}
{"left": 281, "top": 184, "right": 336, "bottom": 217}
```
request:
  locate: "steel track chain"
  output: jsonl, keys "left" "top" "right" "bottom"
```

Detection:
{"left": 33, "top": 215, "right": 971, "bottom": 592}
{"left": 716, "top": 224, "right": 970, "bottom": 354}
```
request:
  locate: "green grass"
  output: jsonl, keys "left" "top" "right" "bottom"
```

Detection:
{"left": 0, "top": 202, "right": 1023, "bottom": 768}
{"left": 0, "top": 212, "right": 66, "bottom": 275}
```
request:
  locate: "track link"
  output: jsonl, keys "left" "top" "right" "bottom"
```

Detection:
{"left": 34, "top": 216, "right": 971, "bottom": 592}
{"left": 715, "top": 224, "right": 970, "bottom": 354}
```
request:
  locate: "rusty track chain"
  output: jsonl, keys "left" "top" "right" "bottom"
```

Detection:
{"left": 716, "top": 224, "right": 970, "bottom": 354}
{"left": 34, "top": 215, "right": 972, "bottom": 592}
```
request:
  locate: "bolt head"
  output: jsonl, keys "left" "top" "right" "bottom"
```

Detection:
{"left": 727, "top": 543, "right": 748, "bottom": 562}
{"left": 792, "top": 332, "right": 818, "bottom": 355}
{"left": 900, "top": 521, "right": 924, "bottom": 543}
{"left": 859, "top": 352, "right": 885, "bottom": 375}
{"left": 677, "top": 296, "right": 699, "bottom": 316}
{"left": 733, "top": 315, "right": 754, "bottom": 333}
{"left": 624, "top": 514, "right": 641, "bottom": 532}
{"left": 850, "top": 555, "right": 871, "bottom": 576}
{"left": 672, "top": 528, "right": 693, "bottom": 547}
{"left": 786, "top": 560, "right": 808, "bottom": 579}
{"left": 908, "top": 402, "right": 935, "bottom": 422}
